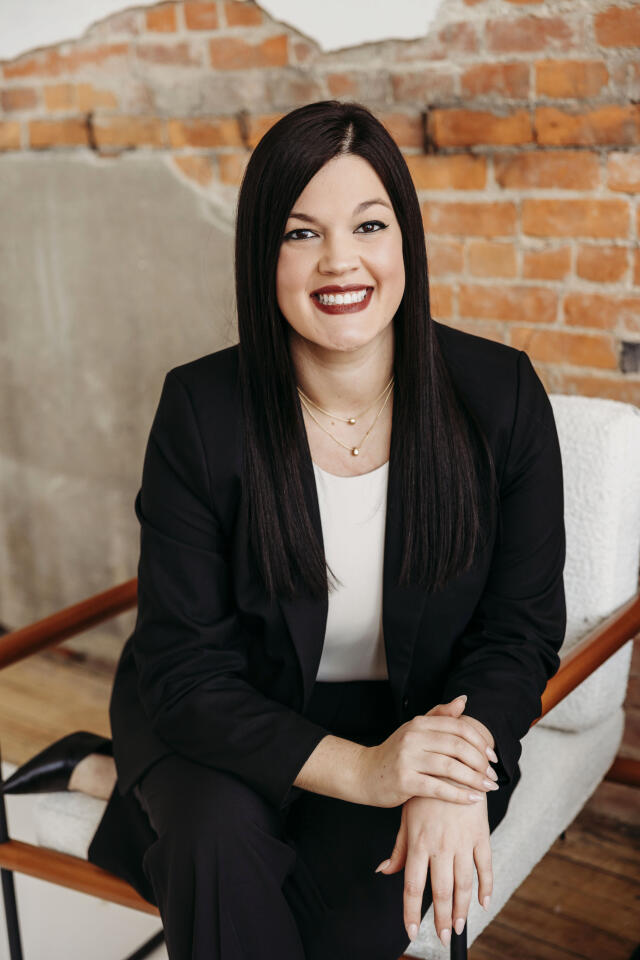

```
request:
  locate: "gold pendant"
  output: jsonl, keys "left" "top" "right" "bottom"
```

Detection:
{"left": 347, "top": 418, "right": 356, "bottom": 424}
{"left": 352, "top": 447, "right": 359, "bottom": 456}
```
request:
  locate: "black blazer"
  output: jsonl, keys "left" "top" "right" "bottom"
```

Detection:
{"left": 108, "top": 320, "right": 566, "bottom": 814}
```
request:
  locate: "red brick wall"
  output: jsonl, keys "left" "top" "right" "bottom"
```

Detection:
{"left": 1, "top": 0, "right": 639, "bottom": 402}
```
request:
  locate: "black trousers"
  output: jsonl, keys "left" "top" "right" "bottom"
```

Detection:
{"left": 131, "top": 680, "right": 515, "bottom": 960}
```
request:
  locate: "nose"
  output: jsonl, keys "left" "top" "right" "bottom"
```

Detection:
{"left": 317, "top": 231, "right": 360, "bottom": 276}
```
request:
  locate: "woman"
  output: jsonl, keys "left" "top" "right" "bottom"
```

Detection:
{"left": 6, "top": 99, "right": 566, "bottom": 959}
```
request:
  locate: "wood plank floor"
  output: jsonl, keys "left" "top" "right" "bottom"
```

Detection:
{"left": 1, "top": 647, "right": 638, "bottom": 960}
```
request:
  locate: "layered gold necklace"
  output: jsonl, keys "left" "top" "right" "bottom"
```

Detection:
{"left": 297, "top": 375, "right": 394, "bottom": 456}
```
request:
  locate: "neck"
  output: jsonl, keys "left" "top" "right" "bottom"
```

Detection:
{"left": 288, "top": 328, "right": 395, "bottom": 416}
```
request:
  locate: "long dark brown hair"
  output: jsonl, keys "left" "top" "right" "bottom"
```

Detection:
{"left": 235, "top": 99, "right": 498, "bottom": 602}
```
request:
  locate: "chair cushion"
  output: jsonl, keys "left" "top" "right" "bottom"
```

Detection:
{"left": 539, "top": 396, "right": 640, "bottom": 733}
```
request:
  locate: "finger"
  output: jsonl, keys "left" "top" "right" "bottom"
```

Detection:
{"left": 429, "top": 851, "right": 454, "bottom": 948}
{"left": 452, "top": 849, "right": 474, "bottom": 938}
{"left": 403, "top": 839, "right": 429, "bottom": 945}
{"left": 412, "top": 715, "right": 496, "bottom": 765}
{"left": 375, "top": 814, "right": 408, "bottom": 875}
{"left": 410, "top": 772, "right": 485, "bottom": 806}
{"left": 412, "top": 719, "right": 496, "bottom": 773}
{"left": 428, "top": 754, "right": 500, "bottom": 796}
{"left": 474, "top": 836, "right": 493, "bottom": 912}
{"left": 425, "top": 695, "right": 467, "bottom": 717}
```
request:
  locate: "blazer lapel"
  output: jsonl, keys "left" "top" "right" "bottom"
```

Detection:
{"left": 277, "top": 396, "right": 429, "bottom": 712}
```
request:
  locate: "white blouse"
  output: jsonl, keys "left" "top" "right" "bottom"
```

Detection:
{"left": 312, "top": 459, "right": 389, "bottom": 682}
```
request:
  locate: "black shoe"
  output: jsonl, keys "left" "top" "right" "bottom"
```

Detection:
{"left": 2, "top": 731, "right": 113, "bottom": 794}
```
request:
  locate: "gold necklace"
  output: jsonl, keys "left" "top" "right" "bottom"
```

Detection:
{"left": 298, "top": 379, "right": 394, "bottom": 456}
{"left": 296, "top": 374, "right": 394, "bottom": 425}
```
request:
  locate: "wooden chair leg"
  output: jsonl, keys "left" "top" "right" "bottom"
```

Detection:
{"left": 1, "top": 746, "right": 24, "bottom": 960}
{"left": 450, "top": 924, "right": 467, "bottom": 959}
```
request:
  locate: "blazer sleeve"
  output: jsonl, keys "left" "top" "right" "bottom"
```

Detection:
{"left": 440, "top": 350, "right": 567, "bottom": 789}
{"left": 130, "top": 369, "right": 330, "bottom": 811}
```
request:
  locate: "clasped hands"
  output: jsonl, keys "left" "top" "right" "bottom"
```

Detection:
{"left": 359, "top": 695, "right": 499, "bottom": 949}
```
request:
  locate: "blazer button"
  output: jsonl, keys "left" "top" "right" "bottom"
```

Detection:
{"left": 402, "top": 696, "right": 409, "bottom": 709}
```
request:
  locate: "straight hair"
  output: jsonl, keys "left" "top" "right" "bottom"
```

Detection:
{"left": 235, "top": 100, "right": 498, "bottom": 602}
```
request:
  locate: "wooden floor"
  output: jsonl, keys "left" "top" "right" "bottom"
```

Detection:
{"left": 1, "top": 645, "right": 639, "bottom": 960}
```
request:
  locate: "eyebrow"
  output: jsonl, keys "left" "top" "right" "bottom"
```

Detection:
{"left": 287, "top": 198, "right": 392, "bottom": 224}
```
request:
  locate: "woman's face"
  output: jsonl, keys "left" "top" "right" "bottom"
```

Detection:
{"left": 276, "top": 154, "right": 405, "bottom": 355}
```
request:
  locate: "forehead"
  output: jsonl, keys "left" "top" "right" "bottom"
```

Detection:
{"left": 289, "top": 155, "right": 391, "bottom": 215}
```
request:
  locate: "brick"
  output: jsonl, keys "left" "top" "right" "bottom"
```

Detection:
{"left": 393, "top": 24, "right": 476, "bottom": 62}
{"left": 291, "top": 42, "right": 315, "bottom": 66}
{"left": 523, "top": 246, "right": 571, "bottom": 280}
{"left": 510, "top": 328, "right": 618, "bottom": 369}
{"left": 430, "top": 108, "right": 532, "bottom": 147}
{"left": 136, "top": 42, "right": 201, "bottom": 66}
{"left": 168, "top": 117, "right": 243, "bottom": 148}
{"left": 494, "top": 151, "right": 600, "bottom": 190}
{"left": 327, "top": 73, "right": 356, "bottom": 97}
{"left": 3, "top": 44, "right": 129, "bottom": 78}
{"left": 145, "top": 4, "right": 177, "bottom": 32}
{"left": 487, "top": 16, "right": 575, "bottom": 53}
{"left": 44, "top": 83, "right": 118, "bottom": 111}
{"left": 504, "top": 0, "right": 544, "bottom": 4}
{"left": 429, "top": 283, "right": 453, "bottom": 319}
{"left": 405, "top": 154, "right": 486, "bottom": 190}
{"left": 467, "top": 240, "right": 518, "bottom": 278}
{"left": 576, "top": 245, "right": 628, "bottom": 283}
{"left": 555, "top": 371, "right": 640, "bottom": 403}
{"left": 264, "top": 71, "right": 325, "bottom": 105}
{"left": 172, "top": 154, "right": 214, "bottom": 185}
{"left": 0, "top": 121, "right": 20, "bottom": 149}
{"left": 76, "top": 84, "right": 118, "bottom": 110}
{"left": 93, "top": 116, "right": 167, "bottom": 148}
{"left": 535, "top": 105, "right": 640, "bottom": 146}
{"left": 607, "top": 152, "right": 640, "bottom": 193}
{"left": 29, "top": 118, "right": 88, "bottom": 148}
{"left": 634, "top": 249, "right": 640, "bottom": 286}
{"left": 379, "top": 112, "right": 423, "bottom": 149}
{"left": 1, "top": 87, "right": 37, "bottom": 111}
{"left": 422, "top": 201, "right": 517, "bottom": 237}
{"left": 209, "top": 34, "right": 287, "bottom": 69}
{"left": 461, "top": 62, "right": 529, "bottom": 98}
{"left": 245, "top": 113, "right": 284, "bottom": 148}
{"left": 184, "top": 3, "right": 219, "bottom": 30}
{"left": 522, "top": 198, "right": 629, "bottom": 238}
{"left": 224, "top": 1, "right": 263, "bottom": 27}
{"left": 425, "top": 239, "right": 464, "bottom": 276}
{"left": 459, "top": 283, "right": 556, "bottom": 323}
{"left": 595, "top": 6, "right": 640, "bottom": 47}
{"left": 536, "top": 60, "right": 609, "bottom": 98}
{"left": 564, "top": 291, "right": 640, "bottom": 332}
{"left": 391, "top": 70, "right": 455, "bottom": 101}
{"left": 217, "top": 151, "right": 250, "bottom": 184}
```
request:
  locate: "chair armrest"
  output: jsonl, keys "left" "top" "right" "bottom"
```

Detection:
{"left": 537, "top": 590, "right": 640, "bottom": 723}
{"left": 0, "top": 579, "right": 137, "bottom": 670}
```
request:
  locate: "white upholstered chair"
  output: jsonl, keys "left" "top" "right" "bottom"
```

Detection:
{"left": 1, "top": 392, "right": 639, "bottom": 960}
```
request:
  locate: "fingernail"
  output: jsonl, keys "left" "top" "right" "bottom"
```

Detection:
{"left": 486, "top": 766, "right": 498, "bottom": 781}
{"left": 483, "top": 779, "right": 499, "bottom": 790}
{"left": 408, "top": 923, "right": 418, "bottom": 940}
{"left": 375, "top": 859, "right": 391, "bottom": 873}
{"left": 456, "top": 695, "right": 467, "bottom": 703}
{"left": 454, "top": 918, "right": 465, "bottom": 935}
{"left": 468, "top": 792, "right": 482, "bottom": 801}
{"left": 440, "top": 928, "right": 451, "bottom": 947}
{"left": 486, "top": 746, "right": 498, "bottom": 763}
{"left": 483, "top": 895, "right": 491, "bottom": 910}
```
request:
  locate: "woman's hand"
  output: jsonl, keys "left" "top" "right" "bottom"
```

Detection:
{"left": 375, "top": 790, "right": 493, "bottom": 948}
{"left": 359, "top": 696, "right": 499, "bottom": 808}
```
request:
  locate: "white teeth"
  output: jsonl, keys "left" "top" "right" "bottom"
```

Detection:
{"left": 315, "top": 288, "right": 369, "bottom": 305}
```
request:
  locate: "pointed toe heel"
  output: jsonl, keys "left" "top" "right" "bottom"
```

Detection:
{"left": 1, "top": 731, "right": 113, "bottom": 795}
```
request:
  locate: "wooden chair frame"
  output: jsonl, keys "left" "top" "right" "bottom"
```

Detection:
{"left": 1, "top": 578, "right": 639, "bottom": 960}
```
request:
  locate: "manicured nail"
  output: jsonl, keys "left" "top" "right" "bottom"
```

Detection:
{"left": 456, "top": 695, "right": 467, "bottom": 703}
{"left": 440, "top": 928, "right": 451, "bottom": 947}
{"left": 469, "top": 792, "right": 482, "bottom": 801}
{"left": 408, "top": 923, "right": 418, "bottom": 940}
{"left": 486, "top": 746, "right": 498, "bottom": 763}
{"left": 483, "top": 895, "right": 491, "bottom": 910}
{"left": 483, "top": 779, "right": 499, "bottom": 790}
{"left": 375, "top": 859, "right": 391, "bottom": 873}
{"left": 454, "top": 918, "right": 465, "bottom": 935}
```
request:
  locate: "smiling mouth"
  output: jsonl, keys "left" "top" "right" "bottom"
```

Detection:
{"left": 311, "top": 288, "right": 374, "bottom": 314}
